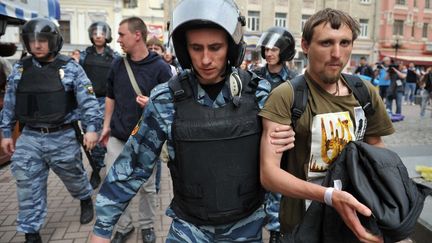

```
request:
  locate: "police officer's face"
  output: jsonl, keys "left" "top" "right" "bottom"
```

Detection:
{"left": 301, "top": 22, "right": 353, "bottom": 84}
{"left": 92, "top": 31, "right": 107, "bottom": 47}
{"left": 264, "top": 47, "right": 281, "bottom": 66}
{"left": 186, "top": 28, "right": 228, "bottom": 85}
{"left": 29, "top": 38, "right": 50, "bottom": 59}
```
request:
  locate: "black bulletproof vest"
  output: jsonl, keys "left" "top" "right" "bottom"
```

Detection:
{"left": 15, "top": 55, "right": 77, "bottom": 125}
{"left": 255, "top": 66, "right": 284, "bottom": 90}
{"left": 168, "top": 70, "right": 265, "bottom": 225}
{"left": 83, "top": 47, "right": 114, "bottom": 97}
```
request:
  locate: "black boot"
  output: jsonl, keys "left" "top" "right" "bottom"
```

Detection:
{"left": 90, "top": 169, "right": 101, "bottom": 189}
{"left": 80, "top": 197, "right": 94, "bottom": 224}
{"left": 141, "top": 228, "right": 156, "bottom": 243}
{"left": 269, "top": 230, "right": 281, "bottom": 243}
{"left": 25, "top": 232, "right": 42, "bottom": 243}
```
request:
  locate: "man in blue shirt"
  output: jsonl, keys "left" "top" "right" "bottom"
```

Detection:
{"left": 0, "top": 18, "right": 102, "bottom": 243}
{"left": 91, "top": 1, "right": 294, "bottom": 242}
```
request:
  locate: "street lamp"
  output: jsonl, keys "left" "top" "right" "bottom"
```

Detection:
{"left": 392, "top": 35, "right": 402, "bottom": 60}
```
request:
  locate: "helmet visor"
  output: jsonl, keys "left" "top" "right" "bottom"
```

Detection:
{"left": 91, "top": 25, "right": 110, "bottom": 39}
{"left": 256, "top": 32, "right": 290, "bottom": 52}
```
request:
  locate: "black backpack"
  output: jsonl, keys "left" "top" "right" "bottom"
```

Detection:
{"left": 289, "top": 73, "right": 375, "bottom": 128}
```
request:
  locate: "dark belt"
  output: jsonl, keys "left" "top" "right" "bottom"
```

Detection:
{"left": 26, "top": 123, "right": 74, "bottom": 134}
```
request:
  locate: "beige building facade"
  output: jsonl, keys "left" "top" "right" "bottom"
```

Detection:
{"left": 3, "top": 0, "right": 381, "bottom": 69}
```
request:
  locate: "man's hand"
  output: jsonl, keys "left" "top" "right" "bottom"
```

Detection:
{"left": 98, "top": 127, "right": 110, "bottom": 147}
{"left": 1, "top": 138, "right": 15, "bottom": 156}
{"left": 269, "top": 124, "right": 295, "bottom": 153}
{"left": 136, "top": 95, "right": 149, "bottom": 108}
{"left": 83, "top": 131, "right": 98, "bottom": 151}
{"left": 332, "top": 190, "right": 383, "bottom": 243}
{"left": 90, "top": 233, "right": 110, "bottom": 243}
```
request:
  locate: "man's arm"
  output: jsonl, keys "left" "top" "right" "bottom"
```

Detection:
{"left": 260, "top": 118, "right": 383, "bottom": 243}
{"left": 99, "top": 97, "right": 114, "bottom": 146}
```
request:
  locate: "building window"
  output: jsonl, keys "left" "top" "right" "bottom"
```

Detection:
{"left": 426, "top": 0, "right": 431, "bottom": 8}
{"left": 414, "top": 0, "right": 417, "bottom": 7}
{"left": 393, "top": 20, "right": 404, "bottom": 35}
{"left": 301, "top": 14, "right": 311, "bottom": 32}
{"left": 123, "top": 0, "right": 137, "bottom": 8}
{"left": 411, "top": 24, "right": 415, "bottom": 37}
{"left": 359, "top": 0, "right": 371, "bottom": 3}
{"left": 58, "top": 20, "right": 70, "bottom": 44}
{"left": 275, "top": 12, "right": 287, "bottom": 27}
{"left": 247, "top": 11, "right": 260, "bottom": 31}
{"left": 396, "top": 0, "right": 405, "bottom": 4}
{"left": 359, "top": 19, "right": 369, "bottom": 38}
{"left": 423, "top": 23, "right": 428, "bottom": 38}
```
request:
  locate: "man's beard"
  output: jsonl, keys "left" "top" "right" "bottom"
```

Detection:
{"left": 321, "top": 71, "right": 341, "bottom": 84}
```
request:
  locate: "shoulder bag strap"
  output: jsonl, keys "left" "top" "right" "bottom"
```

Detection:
{"left": 123, "top": 56, "right": 143, "bottom": 96}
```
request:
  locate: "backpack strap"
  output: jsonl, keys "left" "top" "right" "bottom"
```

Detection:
{"left": 289, "top": 75, "right": 309, "bottom": 128}
{"left": 342, "top": 73, "right": 375, "bottom": 117}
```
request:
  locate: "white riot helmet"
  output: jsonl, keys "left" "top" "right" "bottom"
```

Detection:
{"left": 170, "top": 0, "right": 246, "bottom": 69}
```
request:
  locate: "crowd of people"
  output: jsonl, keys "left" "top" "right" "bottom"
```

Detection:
{"left": 0, "top": 0, "right": 430, "bottom": 243}
{"left": 351, "top": 55, "right": 432, "bottom": 118}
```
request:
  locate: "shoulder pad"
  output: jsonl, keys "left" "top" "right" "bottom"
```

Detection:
{"left": 150, "top": 82, "right": 172, "bottom": 101}
{"left": 20, "top": 56, "right": 33, "bottom": 69}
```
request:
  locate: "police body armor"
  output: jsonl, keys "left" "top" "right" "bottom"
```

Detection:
{"left": 255, "top": 66, "right": 284, "bottom": 90}
{"left": 83, "top": 46, "right": 114, "bottom": 97}
{"left": 168, "top": 70, "right": 264, "bottom": 225}
{"left": 15, "top": 55, "right": 77, "bottom": 125}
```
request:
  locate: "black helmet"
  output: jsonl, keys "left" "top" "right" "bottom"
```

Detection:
{"left": 88, "top": 21, "right": 112, "bottom": 44}
{"left": 257, "top": 26, "right": 296, "bottom": 62}
{"left": 21, "top": 18, "right": 63, "bottom": 56}
{"left": 170, "top": 0, "right": 246, "bottom": 69}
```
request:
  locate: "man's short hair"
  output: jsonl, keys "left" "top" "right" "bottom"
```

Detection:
{"left": 302, "top": 8, "right": 360, "bottom": 44}
{"left": 120, "top": 17, "right": 148, "bottom": 42}
{"left": 360, "top": 56, "right": 367, "bottom": 61}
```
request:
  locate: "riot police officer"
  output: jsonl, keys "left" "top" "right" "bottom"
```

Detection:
{"left": 90, "top": 0, "right": 295, "bottom": 242}
{"left": 0, "top": 18, "right": 103, "bottom": 243}
{"left": 80, "top": 21, "right": 119, "bottom": 189}
{"left": 255, "top": 26, "right": 296, "bottom": 243}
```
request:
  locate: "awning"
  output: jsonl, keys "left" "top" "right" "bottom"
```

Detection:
{"left": 379, "top": 51, "right": 432, "bottom": 66}
{"left": 0, "top": 0, "right": 60, "bottom": 25}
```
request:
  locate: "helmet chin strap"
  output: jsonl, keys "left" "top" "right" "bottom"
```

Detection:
{"left": 34, "top": 52, "right": 55, "bottom": 62}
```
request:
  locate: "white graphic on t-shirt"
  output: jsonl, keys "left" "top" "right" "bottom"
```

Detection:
{"left": 308, "top": 107, "right": 365, "bottom": 178}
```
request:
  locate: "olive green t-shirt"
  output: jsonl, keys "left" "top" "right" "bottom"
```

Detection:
{"left": 259, "top": 73, "right": 395, "bottom": 179}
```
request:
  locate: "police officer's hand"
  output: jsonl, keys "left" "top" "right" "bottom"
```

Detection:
{"left": 136, "top": 95, "right": 149, "bottom": 108}
{"left": 84, "top": 132, "right": 98, "bottom": 151}
{"left": 332, "top": 190, "right": 384, "bottom": 243}
{"left": 269, "top": 124, "right": 295, "bottom": 153}
{"left": 1, "top": 138, "right": 15, "bottom": 155}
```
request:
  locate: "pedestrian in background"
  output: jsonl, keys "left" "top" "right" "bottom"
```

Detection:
{"left": 79, "top": 21, "right": 120, "bottom": 189}
{"left": 90, "top": 0, "right": 294, "bottom": 242}
{"left": 259, "top": 8, "right": 394, "bottom": 242}
{"left": 98, "top": 17, "right": 172, "bottom": 243}
{"left": 404, "top": 62, "right": 420, "bottom": 105}
{"left": 386, "top": 63, "right": 407, "bottom": 115}
{"left": 419, "top": 66, "right": 432, "bottom": 117}
{"left": 0, "top": 18, "right": 103, "bottom": 243}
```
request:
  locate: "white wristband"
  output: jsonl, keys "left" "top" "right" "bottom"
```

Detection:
{"left": 324, "top": 187, "right": 334, "bottom": 206}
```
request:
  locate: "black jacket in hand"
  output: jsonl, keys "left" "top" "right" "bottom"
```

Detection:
{"left": 286, "top": 141, "right": 431, "bottom": 243}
